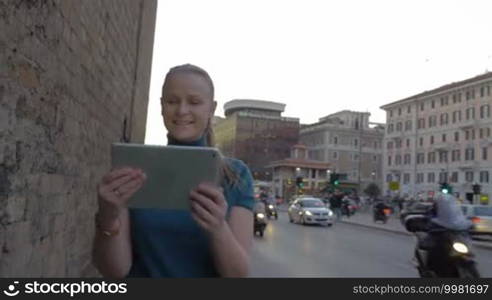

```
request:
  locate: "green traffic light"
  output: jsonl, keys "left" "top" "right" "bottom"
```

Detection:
{"left": 442, "top": 188, "right": 449, "bottom": 194}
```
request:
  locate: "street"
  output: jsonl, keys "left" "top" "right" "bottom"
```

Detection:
{"left": 249, "top": 211, "right": 492, "bottom": 277}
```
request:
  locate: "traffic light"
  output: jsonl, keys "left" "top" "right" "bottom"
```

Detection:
{"left": 472, "top": 184, "right": 481, "bottom": 195}
{"left": 440, "top": 182, "right": 452, "bottom": 194}
{"left": 296, "top": 176, "right": 304, "bottom": 188}
{"left": 330, "top": 173, "right": 340, "bottom": 186}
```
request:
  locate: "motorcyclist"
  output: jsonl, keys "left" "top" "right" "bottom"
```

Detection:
{"left": 429, "top": 193, "right": 472, "bottom": 231}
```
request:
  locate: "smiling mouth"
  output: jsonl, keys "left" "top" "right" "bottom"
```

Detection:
{"left": 173, "top": 121, "right": 194, "bottom": 126}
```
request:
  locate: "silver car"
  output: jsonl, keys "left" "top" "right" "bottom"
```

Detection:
{"left": 460, "top": 204, "right": 492, "bottom": 236}
{"left": 288, "top": 198, "right": 334, "bottom": 226}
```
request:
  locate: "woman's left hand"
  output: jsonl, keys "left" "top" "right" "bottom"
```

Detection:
{"left": 190, "top": 183, "right": 228, "bottom": 237}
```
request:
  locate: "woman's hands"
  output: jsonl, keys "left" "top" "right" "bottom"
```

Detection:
{"left": 189, "top": 183, "right": 229, "bottom": 237}
{"left": 97, "top": 167, "right": 147, "bottom": 222}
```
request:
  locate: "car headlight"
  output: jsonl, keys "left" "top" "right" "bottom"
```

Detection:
{"left": 257, "top": 213, "right": 265, "bottom": 219}
{"left": 268, "top": 205, "right": 274, "bottom": 209}
{"left": 328, "top": 211, "right": 333, "bottom": 216}
{"left": 452, "top": 242, "right": 469, "bottom": 254}
{"left": 305, "top": 211, "right": 313, "bottom": 216}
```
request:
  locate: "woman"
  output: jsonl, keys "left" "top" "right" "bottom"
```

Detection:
{"left": 92, "top": 64, "right": 255, "bottom": 278}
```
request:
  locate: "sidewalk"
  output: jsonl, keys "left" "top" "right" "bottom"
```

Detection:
{"left": 338, "top": 210, "right": 492, "bottom": 251}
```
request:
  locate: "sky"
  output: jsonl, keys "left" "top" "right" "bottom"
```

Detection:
{"left": 145, "top": 0, "right": 492, "bottom": 145}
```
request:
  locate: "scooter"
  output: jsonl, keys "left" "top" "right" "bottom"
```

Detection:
{"left": 254, "top": 212, "right": 267, "bottom": 237}
{"left": 266, "top": 203, "right": 278, "bottom": 220}
{"left": 404, "top": 214, "right": 480, "bottom": 278}
{"left": 341, "top": 200, "right": 356, "bottom": 218}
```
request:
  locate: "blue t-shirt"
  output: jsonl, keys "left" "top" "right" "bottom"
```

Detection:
{"left": 126, "top": 137, "right": 254, "bottom": 278}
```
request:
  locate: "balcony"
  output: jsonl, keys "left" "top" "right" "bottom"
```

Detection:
{"left": 458, "top": 161, "right": 479, "bottom": 170}
{"left": 459, "top": 119, "right": 480, "bottom": 130}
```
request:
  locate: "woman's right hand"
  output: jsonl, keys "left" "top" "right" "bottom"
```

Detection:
{"left": 97, "top": 167, "right": 147, "bottom": 220}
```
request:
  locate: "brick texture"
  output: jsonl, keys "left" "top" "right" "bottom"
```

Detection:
{"left": 0, "top": 0, "right": 157, "bottom": 277}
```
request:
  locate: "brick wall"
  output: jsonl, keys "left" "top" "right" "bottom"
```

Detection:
{"left": 0, "top": 0, "right": 157, "bottom": 276}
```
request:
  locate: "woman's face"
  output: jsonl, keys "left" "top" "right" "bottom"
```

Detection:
{"left": 161, "top": 72, "right": 217, "bottom": 142}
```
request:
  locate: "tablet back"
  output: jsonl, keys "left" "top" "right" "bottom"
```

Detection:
{"left": 111, "top": 143, "right": 221, "bottom": 210}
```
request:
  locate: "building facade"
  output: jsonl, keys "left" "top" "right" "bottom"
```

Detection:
{"left": 267, "top": 144, "right": 331, "bottom": 201}
{"left": 381, "top": 72, "right": 492, "bottom": 204}
{"left": 299, "top": 110, "right": 385, "bottom": 193}
{"left": 213, "top": 99, "right": 299, "bottom": 181}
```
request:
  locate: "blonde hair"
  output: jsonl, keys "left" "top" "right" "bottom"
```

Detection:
{"left": 162, "top": 64, "right": 240, "bottom": 186}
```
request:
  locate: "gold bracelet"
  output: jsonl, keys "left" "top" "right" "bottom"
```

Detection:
{"left": 95, "top": 212, "right": 121, "bottom": 237}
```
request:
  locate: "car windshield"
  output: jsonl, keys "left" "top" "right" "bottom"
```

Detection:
{"left": 474, "top": 206, "right": 492, "bottom": 216}
{"left": 300, "top": 199, "right": 324, "bottom": 208}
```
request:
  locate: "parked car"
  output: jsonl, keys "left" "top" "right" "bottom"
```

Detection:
{"left": 460, "top": 204, "right": 492, "bottom": 237}
{"left": 288, "top": 198, "right": 334, "bottom": 226}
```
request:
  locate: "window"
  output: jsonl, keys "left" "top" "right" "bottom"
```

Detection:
{"left": 428, "top": 152, "right": 436, "bottom": 163}
{"left": 488, "top": 128, "right": 491, "bottom": 137}
{"left": 405, "top": 120, "right": 412, "bottom": 131}
{"left": 452, "top": 94, "right": 457, "bottom": 103}
{"left": 387, "top": 141, "right": 393, "bottom": 149}
{"left": 389, "top": 110, "right": 393, "bottom": 118}
{"left": 419, "top": 137, "right": 423, "bottom": 147}
{"left": 333, "top": 151, "right": 338, "bottom": 159}
{"left": 439, "top": 172, "right": 448, "bottom": 183}
{"left": 396, "top": 139, "right": 402, "bottom": 148}
{"left": 373, "top": 155, "right": 378, "bottom": 162}
{"left": 440, "top": 113, "right": 448, "bottom": 125}
{"left": 418, "top": 118, "right": 425, "bottom": 129}
{"left": 481, "top": 87, "right": 485, "bottom": 97}
{"left": 483, "top": 147, "right": 488, "bottom": 160}
{"left": 442, "top": 134, "right": 446, "bottom": 142}
{"left": 465, "top": 171, "right": 474, "bottom": 183}
{"left": 480, "top": 171, "right": 489, "bottom": 183}
{"left": 398, "top": 108, "right": 402, "bottom": 116}
{"left": 417, "top": 173, "right": 424, "bottom": 184}
{"left": 403, "top": 173, "right": 410, "bottom": 184}
{"left": 386, "top": 174, "right": 392, "bottom": 182}
{"left": 428, "top": 172, "right": 435, "bottom": 183}
{"left": 396, "top": 122, "right": 402, "bottom": 132}
{"left": 404, "top": 154, "right": 411, "bottom": 165}
{"left": 465, "top": 148, "right": 475, "bottom": 161}
{"left": 353, "top": 154, "right": 359, "bottom": 161}
{"left": 439, "top": 151, "right": 448, "bottom": 163}
{"left": 407, "top": 106, "right": 411, "bottom": 113}
{"left": 406, "top": 139, "right": 410, "bottom": 148}
{"left": 354, "top": 138, "right": 358, "bottom": 147}
{"left": 480, "top": 105, "right": 490, "bottom": 119}
{"left": 454, "top": 131, "right": 459, "bottom": 142}
{"left": 430, "top": 135, "right": 434, "bottom": 144}
{"left": 431, "top": 100, "right": 435, "bottom": 108}
{"left": 472, "top": 129, "right": 476, "bottom": 140}
{"left": 451, "top": 172, "right": 458, "bottom": 183}
{"left": 417, "top": 153, "right": 425, "bottom": 164}
{"left": 420, "top": 102, "right": 424, "bottom": 111}
{"left": 466, "top": 107, "right": 475, "bottom": 120}
{"left": 388, "top": 156, "right": 392, "bottom": 166}
{"left": 452, "top": 150, "right": 461, "bottom": 162}
{"left": 395, "top": 155, "right": 402, "bottom": 165}
{"left": 334, "top": 136, "right": 338, "bottom": 145}
{"left": 465, "top": 130, "right": 470, "bottom": 140}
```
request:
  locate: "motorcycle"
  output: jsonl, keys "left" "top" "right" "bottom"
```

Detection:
{"left": 266, "top": 203, "right": 278, "bottom": 220}
{"left": 404, "top": 214, "right": 480, "bottom": 278}
{"left": 373, "top": 202, "right": 391, "bottom": 223}
{"left": 341, "top": 200, "right": 356, "bottom": 218}
{"left": 254, "top": 212, "right": 267, "bottom": 237}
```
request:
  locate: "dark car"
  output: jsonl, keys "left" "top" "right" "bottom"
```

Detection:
{"left": 400, "top": 202, "right": 434, "bottom": 225}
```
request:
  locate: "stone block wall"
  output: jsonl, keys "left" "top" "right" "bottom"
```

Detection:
{"left": 0, "top": 0, "right": 157, "bottom": 276}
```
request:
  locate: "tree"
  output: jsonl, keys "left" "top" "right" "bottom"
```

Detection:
{"left": 364, "top": 183, "right": 381, "bottom": 198}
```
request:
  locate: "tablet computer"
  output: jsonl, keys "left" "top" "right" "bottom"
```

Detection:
{"left": 111, "top": 143, "right": 221, "bottom": 210}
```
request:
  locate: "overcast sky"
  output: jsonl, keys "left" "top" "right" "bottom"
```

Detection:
{"left": 145, "top": 0, "right": 492, "bottom": 145}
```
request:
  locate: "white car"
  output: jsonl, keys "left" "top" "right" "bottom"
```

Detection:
{"left": 288, "top": 198, "right": 334, "bottom": 226}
